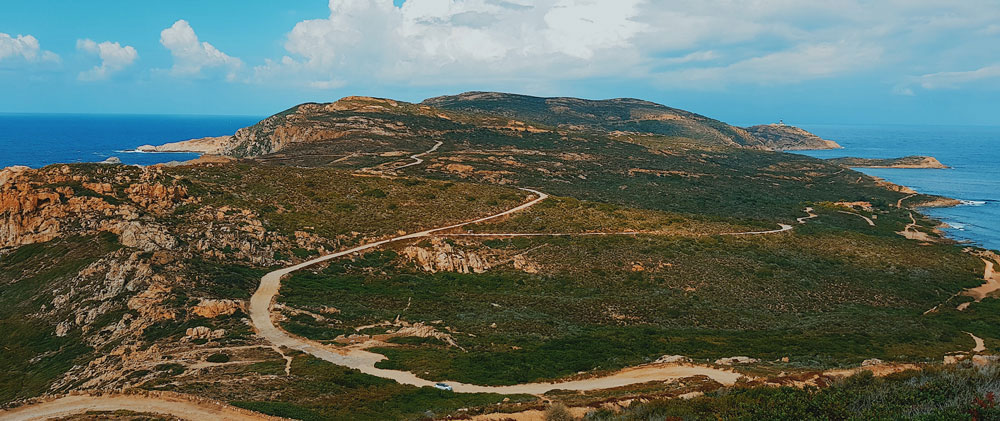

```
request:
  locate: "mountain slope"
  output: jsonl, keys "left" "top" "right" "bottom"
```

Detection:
{"left": 423, "top": 91, "right": 767, "bottom": 149}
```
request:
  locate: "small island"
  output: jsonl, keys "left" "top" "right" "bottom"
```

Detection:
{"left": 827, "top": 155, "right": 948, "bottom": 169}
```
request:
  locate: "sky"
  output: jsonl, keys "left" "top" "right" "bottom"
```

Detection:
{"left": 1, "top": 0, "right": 999, "bottom": 125}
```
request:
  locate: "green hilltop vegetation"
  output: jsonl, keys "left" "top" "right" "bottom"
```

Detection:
{"left": 0, "top": 92, "right": 996, "bottom": 420}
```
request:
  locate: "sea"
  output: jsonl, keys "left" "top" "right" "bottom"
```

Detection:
{"left": 0, "top": 114, "right": 261, "bottom": 168}
{"left": 795, "top": 124, "right": 1000, "bottom": 252}
{"left": 0, "top": 115, "right": 996, "bottom": 251}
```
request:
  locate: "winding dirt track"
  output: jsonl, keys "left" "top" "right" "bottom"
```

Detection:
{"left": 393, "top": 141, "right": 443, "bottom": 170}
{"left": 248, "top": 199, "right": 824, "bottom": 393}
{"left": 0, "top": 394, "right": 286, "bottom": 421}
{"left": 838, "top": 210, "right": 875, "bottom": 226}
{"left": 957, "top": 258, "right": 1000, "bottom": 311}
{"left": 248, "top": 187, "right": 744, "bottom": 393}
{"left": 1, "top": 147, "right": 828, "bottom": 418}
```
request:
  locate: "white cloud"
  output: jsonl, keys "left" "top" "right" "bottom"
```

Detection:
{"left": 249, "top": 0, "right": 1000, "bottom": 91}
{"left": 915, "top": 64, "right": 1000, "bottom": 90}
{"left": 160, "top": 20, "right": 242, "bottom": 80}
{"left": 655, "top": 42, "right": 883, "bottom": 87}
{"left": 0, "top": 32, "right": 59, "bottom": 65}
{"left": 76, "top": 39, "right": 138, "bottom": 81}
{"left": 260, "top": 0, "right": 649, "bottom": 85}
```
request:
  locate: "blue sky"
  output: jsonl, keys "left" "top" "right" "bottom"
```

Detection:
{"left": 1, "top": 0, "right": 998, "bottom": 125}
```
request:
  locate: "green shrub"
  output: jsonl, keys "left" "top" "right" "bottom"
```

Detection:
{"left": 206, "top": 353, "right": 230, "bottom": 363}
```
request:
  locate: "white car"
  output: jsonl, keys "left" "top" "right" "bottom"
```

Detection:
{"left": 433, "top": 382, "right": 453, "bottom": 391}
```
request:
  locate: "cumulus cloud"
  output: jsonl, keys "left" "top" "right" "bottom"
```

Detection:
{"left": 258, "top": 0, "right": 649, "bottom": 85}
{"left": 0, "top": 32, "right": 59, "bottom": 65}
{"left": 76, "top": 39, "right": 138, "bottom": 81}
{"left": 160, "top": 20, "right": 242, "bottom": 80}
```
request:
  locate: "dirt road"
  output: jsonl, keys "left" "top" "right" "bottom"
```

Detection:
{"left": 394, "top": 141, "right": 442, "bottom": 170}
{"left": 957, "top": 258, "right": 1000, "bottom": 311}
{"left": 248, "top": 187, "right": 748, "bottom": 394}
{"left": 838, "top": 210, "right": 875, "bottom": 226}
{"left": 0, "top": 394, "right": 285, "bottom": 421}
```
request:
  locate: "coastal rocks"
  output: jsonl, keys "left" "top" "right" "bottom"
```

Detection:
{"left": 137, "top": 136, "right": 234, "bottom": 154}
{"left": 191, "top": 299, "right": 244, "bottom": 318}
{"left": 0, "top": 165, "right": 30, "bottom": 186}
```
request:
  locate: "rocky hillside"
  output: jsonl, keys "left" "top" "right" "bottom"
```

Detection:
{"left": 148, "top": 93, "right": 850, "bottom": 159}
{"left": 743, "top": 124, "right": 842, "bottom": 150}
{"left": 423, "top": 91, "right": 767, "bottom": 149}
{"left": 826, "top": 155, "right": 948, "bottom": 169}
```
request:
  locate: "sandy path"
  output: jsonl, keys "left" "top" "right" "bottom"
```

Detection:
{"left": 838, "top": 210, "right": 875, "bottom": 226}
{"left": 965, "top": 332, "right": 987, "bottom": 353}
{"left": 0, "top": 394, "right": 285, "bottom": 421}
{"left": 897, "top": 193, "right": 917, "bottom": 208}
{"left": 957, "top": 258, "right": 1000, "bottom": 311}
{"left": 722, "top": 207, "right": 813, "bottom": 236}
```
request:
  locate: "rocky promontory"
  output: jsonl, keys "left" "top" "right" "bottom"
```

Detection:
{"left": 136, "top": 136, "right": 234, "bottom": 155}
{"left": 827, "top": 156, "right": 948, "bottom": 169}
{"left": 743, "top": 124, "right": 842, "bottom": 150}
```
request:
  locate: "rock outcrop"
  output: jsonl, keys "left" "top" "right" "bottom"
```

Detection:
{"left": 137, "top": 136, "right": 235, "bottom": 154}
{"left": 402, "top": 238, "right": 489, "bottom": 273}
{"left": 743, "top": 124, "right": 842, "bottom": 150}
{"left": 0, "top": 165, "right": 187, "bottom": 250}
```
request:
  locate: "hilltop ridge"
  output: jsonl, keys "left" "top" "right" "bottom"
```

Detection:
{"left": 143, "top": 92, "right": 841, "bottom": 158}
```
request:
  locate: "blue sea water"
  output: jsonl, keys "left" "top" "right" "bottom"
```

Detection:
{"left": 795, "top": 125, "right": 1000, "bottom": 251}
{"left": 0, "top": 114, "right": 261, "bottom": 168}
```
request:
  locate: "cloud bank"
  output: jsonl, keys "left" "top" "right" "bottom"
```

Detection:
{"left": 241, "top": 0, "right": 1000, "bottom": 96}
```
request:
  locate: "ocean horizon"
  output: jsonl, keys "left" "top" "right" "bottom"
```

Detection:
{"left": 0, "top": 113, "right": 262, "bottom": 168}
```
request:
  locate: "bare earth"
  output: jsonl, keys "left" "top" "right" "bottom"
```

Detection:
{"left": 957, "top": 258, "right": 1000, "bottom": 311}
{"left": 0, "top": 394, "right": 286, "bottom": 421}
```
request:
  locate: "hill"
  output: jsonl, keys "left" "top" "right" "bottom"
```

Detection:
{"left": 744, "top": 123, "right": 842, "bottom": 150}
{"left": 2, "top": 92, "right": 996, "bottom": 420}
{"left": 149, "top": 93, "right": 841, "bottom": 158}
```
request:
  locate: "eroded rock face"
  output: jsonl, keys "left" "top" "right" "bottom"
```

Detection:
{"left": 191, "top": 299, "right": 244, "bottom": 318}
{"left": 402, "top": 238, "right": 489, "bottom": 273}
{"left": 0, "top": 165, "right": 188, "bottom": 250}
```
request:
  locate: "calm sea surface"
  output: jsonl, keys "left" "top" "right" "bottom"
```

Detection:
{"left": 1, "top": 116, "right": 996, "bottom": 251}
{"left": 0, "top": 114, "right": 261, "bottom": 168}
{"left": 796, "top": 124, "right": 1000, "bottom": 251}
